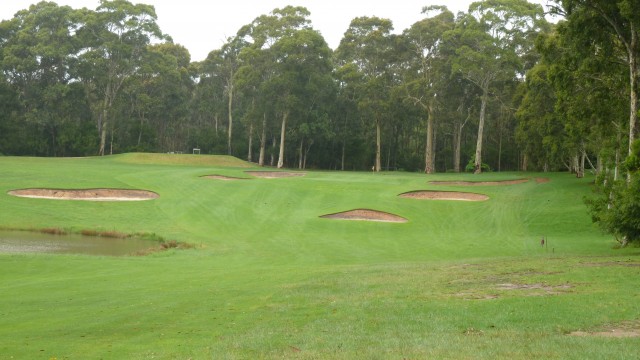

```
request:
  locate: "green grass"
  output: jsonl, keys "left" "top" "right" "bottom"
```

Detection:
{"left": 0, "top": 154, "right": 638, "bottom": 359}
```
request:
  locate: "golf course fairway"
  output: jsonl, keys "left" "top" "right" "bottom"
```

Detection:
{"left": 0, "top": 153, "right": 638, "bottom": 359}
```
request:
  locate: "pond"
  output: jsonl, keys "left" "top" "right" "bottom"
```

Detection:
{"left": 0, "top": 230, "right": 158, "bottom": 256}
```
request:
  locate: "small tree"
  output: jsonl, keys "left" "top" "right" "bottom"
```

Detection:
{"left": 586, "top": 139, "right": 640, "bottom": 246}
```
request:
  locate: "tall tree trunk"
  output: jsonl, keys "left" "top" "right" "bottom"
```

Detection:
{"left": 615, "top": 122, "right": 622, "bottom": 181}
{"left": 259, "top": 113, "right": 266, "bottom": 166}
{"left": 247, "top": 120, "right": 253, "bottom": 162}
{"left": 270, "top": 136, "right": 275, "bottom": 166}
{"left": 628, "top": 27, "right": 637, "bottom": 159}
{"left": 298, "top": 138, "right": 304, "bottom": 169}
{"left": 99, "top": 106, "right": 108, "bottom": 156}
{"left": 453, "top": 123, "right": 462, "bottom": 173}
{"left": 277, "top": 111, "right": 288, "bottom": 169}
{"left": 341, "top": 138, "right": 346, "bottom": 171}
{"left": 425, "top": 104, "right": 434, "bottom": 174}
{"left": 432, "top": 124, "right": 437, "bottom": 172}
{"left": 227, "top": 81, "right": 233, "bottom": 155}
{"left": 498, "top": 129, "right": 503, "bottom": 172}
{"left": 474, "top": 88, "right": 489, "bottom": 174}
{"left": 303, "top": 140, "right": 313, "bottom": 170}
{"left": 580, "top": 148, "right": 586, "bottom": 178}
{"left": 375, "top": 119, "right": 382, "bottom": 172}
{"left": 454, "top": 106, "right": 470, "bottom": 173}
{"left": 109, "top": 127, "right": 114, "bottom": 155}
{"left": 137, "top": 111, "right": 145, "bottom": 147}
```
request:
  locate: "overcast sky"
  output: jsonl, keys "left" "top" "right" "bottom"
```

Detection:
{"left": 1, "top": 0, "right": 555, "bottom": 62}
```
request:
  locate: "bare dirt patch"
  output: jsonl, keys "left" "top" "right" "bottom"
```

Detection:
{"left": 580, "top": 261, "right": 640, "bottom": 268}
{"left": 245, "top": 171, "right": 306, "bottom": 179}
{"left": 202, "top": 175, "right": 249, "bottom": 181}
{"left": 429, "top": 179, "right": 529, "bottom": 186}
{"left": 496, "top": 282, "right": 573, "bottom": 296}
{"left": 569, "top": 321, "right": 640, "bottom": 338}
{"left": 320, "top": 209, "right": 408, "bottom": 223}
{"left": 535, "top": 177, "right": 550, "bottom": 183}
{"left": 8, "top": 188, "right": 159, "bottom": 201}
{"left": 399, "top": 190, "right": 489, "bottom": 201}
{"left": 455, "top": 292, "right": 500, "bottom": 301}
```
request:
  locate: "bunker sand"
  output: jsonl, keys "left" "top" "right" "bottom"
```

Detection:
{"left": 320, "top": 209, "right": 408, "bottom": 223}
{"left": 202, "top": 175, "right": 250, "bottom": 181}
{"left": 400, "top": 190, "right": 489, "bottom": 201}
{"left": 429, "top": 179, "right": 529, "bottom": 186}
{"left": 245, "top": 171, "right": 306, "bottom": 179}
{"left": 8, "top": 188, "right": 159, "bottom": 201}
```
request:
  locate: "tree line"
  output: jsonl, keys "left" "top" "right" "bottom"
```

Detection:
{"left": 0, "top": 1, "right": 636, "bottom": 174}
{"left": 0, "top": 0, "right": 541, "bottom": 173}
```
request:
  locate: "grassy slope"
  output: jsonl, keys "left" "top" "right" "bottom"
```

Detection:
{"left": 0, "top": 155, "right": 638, "bottom": 359}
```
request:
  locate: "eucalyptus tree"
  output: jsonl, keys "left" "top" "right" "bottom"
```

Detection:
{"left": 121, "top": 43, "right": 192, "bottom": 152}
{"left": 0, "top": 2, "right": 91, "bottom": 156}
{"left": 336, "top": 16, "right": 397, "bottom": 172}
{"left": 235, "top": 22, "right": 278, "bottom": 166}
{"left": 270, "top": 27, "right": 334, "bottom": 168}
{"left": 522, "top": 19, "right": 628, "bottom": 177}
{"left": 235, "top": 42, "right": 273, "bottom": 165}
{"left": 333, "top": 62, "right": 366, "bottom": 170}
{"left": 447, "top": 0, "right": 548, "bottom": 173}
{"left": 552, "top": 0, "right": 639, "bottom": 165}
{"left": 515, "top": 60, "right": 563, "bottom": 171}
{"left": 235, "top": 6, "right": 327, "bottom": 169}
{"left": 74, "top": 0, "right": 166, "bottom": 155}
{"left": 402, "top": 6, "right": 455, "bottom": 173}
{"left": 201, "top": 36, "right": 247, "bottom": 156}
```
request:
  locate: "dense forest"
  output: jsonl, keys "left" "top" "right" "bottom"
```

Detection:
{"left": 0, "top": 1, "right": 636, "bottom": 175}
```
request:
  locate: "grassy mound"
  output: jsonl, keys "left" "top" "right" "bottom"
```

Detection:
{"left": 109, "top": 152, "right": 252, "bottom": 167}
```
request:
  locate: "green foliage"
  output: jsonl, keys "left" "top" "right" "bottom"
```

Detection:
{"left": 586, "top": 140, "right": 640, "bottom": 245}
{"left": 465, "top": 157, "right": 491, "bottom": 172}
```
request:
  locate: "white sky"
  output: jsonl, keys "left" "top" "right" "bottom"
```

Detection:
{"left": 0, "top": 1, "right": 555, "bottom": 62}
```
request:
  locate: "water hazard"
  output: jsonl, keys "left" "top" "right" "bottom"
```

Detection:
{"left": 0, "top": 230, "right": 158, "bottom": 256}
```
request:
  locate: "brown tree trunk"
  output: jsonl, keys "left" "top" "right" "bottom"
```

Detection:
{"left": 298, "top": 138, "right": 304, "bottom": 169}
{"left": 303, "top": 140, "right": 312, "bottom": 170}
{"left": 270, "top": 135, "right": 275, "bottom": 166}
{"left": 227, "top": 79, "right": 234, "bottom": 155}
{"left": 99, "top": 107, "right": 108, "bottom": 156}
{"left": 341, "top": 139, "right": 346, "bottom": 171}
{"left": 474, "top": 88, "right": 489, "bottom": 174}
{"left": 615, "top": 122, "right": 622, "bottom": 181}
{"left": 375, "top": 119, "right": 382, "bottom": 172}
{"left": 425, "top": 105, "right": 434, "bottom": 174}
{"left": 453, "top": 123, "right": 462, "bottom": 173}
{"left": 247, "top": 120, "right": 253, "bottom": 162}
{"left": 628, "top": 27, "right": 638, "bottom": 159}
{"left": 259, "top": 113, "right": 266, "bottom": 166}
{"left": 277, "top": 111, "right": 288, "bottom": 169}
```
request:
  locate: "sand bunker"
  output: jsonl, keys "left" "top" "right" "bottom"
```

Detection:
{"left": 320, "top": 209, "right": 408, "bottom": 223}
{"left": 429, "top": 179, "right": 529, "bottom": 186}
{"left": 8, "top": 188, "right": 159, "bottom": 201}
{"left": 245, "top": 171, "right": 306, "bottom": 179}
{"left": 202, "top": 175, "right": 249, "bottom": 181}
{"left": 400, "top": 190, "right": 489, "bottom": 201}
